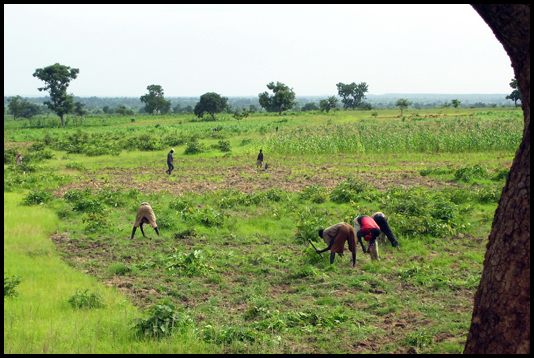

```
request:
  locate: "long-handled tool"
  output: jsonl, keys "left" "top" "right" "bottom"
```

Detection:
{"left": 308, "top": 239, "right": 323, "bottom": 258}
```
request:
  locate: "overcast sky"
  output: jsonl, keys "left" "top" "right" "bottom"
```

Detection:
{"left": 4, "top": 4, "right": 515, "bottom": 98}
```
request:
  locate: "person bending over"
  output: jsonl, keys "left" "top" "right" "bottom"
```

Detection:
{"left": 316, "top": 222, "right": 357, "bottom": 267}
{"left": 131, "top": 202, "right": 160, "bottom": 239}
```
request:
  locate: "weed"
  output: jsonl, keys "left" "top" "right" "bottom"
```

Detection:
{"left": 4, "top": 275, "right": 21, "bottom": 297}
{"left": 67, "top": 289, "right": 106, "bottom": 309}
{"left": 133, "top": 301, "right": 194, "bottom": 338}
{"left": 165, "top": 250, "right": 213, "bottom": 277}
{"left": 174, "top": 227, "right": 197, "bottom": 240}
{"left": 22, "top": 190, "right": 54, "bottom": 206}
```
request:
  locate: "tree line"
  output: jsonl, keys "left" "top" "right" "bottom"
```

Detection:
{"left": 5, "top": 62, "right": 522, "bottom": 125}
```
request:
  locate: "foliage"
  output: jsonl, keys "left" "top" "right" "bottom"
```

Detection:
{"left": 133, "top": 301, "right": 194, "bottom": 338}
{"left": 299, "top": 185, "right": 329, "bottom": 203}
{"left": 396, "top": 98, "right": 412, "bottom": 116}
{"left": 82, "top": 212, "right": 111, "bottom": 233}
{"left": 294, "top": 206, "right": 329, "bottom": 243}
{"left": 165, "top": 250, "right": 213, "bottom": 277}
{"left": 67, "top": 289, "right": 106, "bottom": 309}
{"left": 505, "top": 78, "right": 521, "bottom": 107}
{"left": 194, "top": 92, "right": 229, "bottom": 121}
{"left": 451, "top": 99, "right": 461, "bottom": 108}
{"left": 453, "top": 164, "right": 488, "bottom": 183}
{"left": 140, "top": 85, "right": 172, "bottom": 115}
{"left": 184, "top": 137, "right": 205, "bottom": 154}
{"left": 4, "top": 275, "right": 21, "bottom": 298}
{"left": 217, "top": 140, "right": 231, "bottom": 152}
{"left": 33, "top": 63, "right": 79, "bottom": 126}
{"left": 319, "top": 96, "right": 338, "bottom": 113}
{"left": 7, "top": 95, "right": 42, "bottom": 119}
{"left": 22, "top": 190, "right": 54, "bottom": 206}
{"left": 336, "top": 82, "right": 369, "bottom": 109}
{"left": 258, "top": 81, "right": 296, "bottom": 115}
{"left": 330, "top": 177, "right": 368, "bottom": 203}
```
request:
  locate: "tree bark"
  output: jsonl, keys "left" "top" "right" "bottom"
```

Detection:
{"left": 60, "top": 114, "right": 65, "bottom": 127}
{"left": 464, "top": 4, "right": 530, "bottom": 354}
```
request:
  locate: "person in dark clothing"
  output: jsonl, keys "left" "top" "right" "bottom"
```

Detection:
{"left": 256, "top": 149, "right": 264, "bottom": 168}
{"left": 165, "top": 148, "right": 175, "bottom": 175}
{"left": 354, "top": 212, "right": 399, "bottom": 261}
{"left": 370, "top": 212, "right": 399, "bottom": 248}
{"left": 354, "top": 215, "right": 382, "bottom": 261}
{"left": 316, "top": 222, "right": 357, "bottom": 267}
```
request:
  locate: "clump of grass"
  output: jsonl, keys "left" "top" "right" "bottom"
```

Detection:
{"left": 133, "top": 301, "right": 194, "bottom": 338}
{"left": 68, "top": 289, "right": 106, "bottom": 309}
{"left": 22, "top": 190, "right": 54, "bottom": 206}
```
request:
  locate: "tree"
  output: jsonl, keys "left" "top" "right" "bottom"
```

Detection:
{"left": 194, "top": 92, "right": 229, "bottom": 121}
{"left": 140, "top": 85, "right": 171, "bottom": 115}
{"left": 73, "top": 101, "right": 88, "bottom": 117}
{"left": 33, "top": 63, "right": 79, "bottom": 126}
{"left": 301, "top": 102, "right": 319, "bottom": 111}
{"left": 116, "top": 105, "right": 127, "bottom": 116}
{"left": 258, "top": 81, "right": 296, "bottom": 115}
{"left": 233, "top": 107, "right": 249, "bottom": 120}
{"left": 463, "top": 4, "right": 530, "bottom": 354}
{"left": 395, "top": 98, "right": 411, "bottom": 116}
{"left": 451, "top": 99, "right": 461, "bottom": 108}
{"left": 336, "top": 82, "right": 369, "bottom": 109}
{"left": 248, "top": 105, "right": 257, "bottom": 114}
{"left": 173, "top": 104, "right": 182, "bottom": 114}
{"left": 7, "top": 96, "right": 41, "bottom": 119}
{"left": 320, "top": 96, "right": 339, "bottom": 113}
{"left": 505, "top": 78, "right": 522, "bottom": 108}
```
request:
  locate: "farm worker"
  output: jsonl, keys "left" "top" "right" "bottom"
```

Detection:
{"left": 354, "top": 212, "right": 399, "bottom": 261}
{"left": 165, "top": 148, "right": 175, "bottom": 175}
{"left": 130, "top": 202, "right": 160, "bottom": 239}
{"left": 256, "top": 149, "right": 264, "bottom": 168}
{"left": 369, "top": 212, "right": 399, "bottom": 248}
{"left": 316, "top": 222, "right": 357, "bottom": 267}
{"left": 16, "top": 153, "right": 22, "bottom": 165}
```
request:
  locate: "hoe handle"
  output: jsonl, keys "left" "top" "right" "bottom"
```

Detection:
{"left": 308, "top": 239, "right": 324, "bottom": 258}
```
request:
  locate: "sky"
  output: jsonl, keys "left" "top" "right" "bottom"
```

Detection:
{"left": 4, "top": 4, "right": 515, "bottom": 98}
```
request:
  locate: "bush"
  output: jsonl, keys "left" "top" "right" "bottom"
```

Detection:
{"left": 4, "top": 275, "right": 21, "bottom": 297}
{"left": 68, "top": 289, "right": 106, "bottom": 309}
{"left": 22, "top": 190, "right": 54, "bottom": 206}
{"left": 217, "top": 140, "right": 231, "bottom": 152}
{"left": 299, "top": 185, "right": 329, "bottom": 203}
{"left": 65, "top": 161, "right": 87, "bottom": 171}
{"left": 133, "top": 301, "right": 194, "bottom": 338}
{"left": 73, "top": 198, "right": 105, "bottom": 213}
{"left": 184, "top": 138, "right": 204, "bottom": 154}
{"left": 165, "top": 250, "right": 213, "bottom": 277}
{"left": 330, "top": 177, "right": 367, "bottom": 203}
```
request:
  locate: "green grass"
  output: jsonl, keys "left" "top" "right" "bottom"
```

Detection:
{"left": 4, "top": 108, "right": 521, "bottom": 353}
{"left": 3, "top": 192, "right": 215, "bottom": 353}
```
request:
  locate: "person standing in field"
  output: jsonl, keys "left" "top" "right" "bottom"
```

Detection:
{"left": 165, "top": 148, "right": 175, "bottom": 175}
{"left": 316, "top": 222, "right": 357, "bottom": 267}
{"left": 131, "top": 202, "right": 160, "bottom": 239}
{"left": 354, "top": 212, "right": 398, "bottom": 261}
{"left": 256, "top": 149, "right": 264, "bottom": 168}
{"left": 16, "top": 153, "right": 23, "bottom": 165}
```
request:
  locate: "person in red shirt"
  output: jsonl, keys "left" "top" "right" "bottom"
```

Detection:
{"left": 354, "top": 213, "right": 399, "bottom": 261}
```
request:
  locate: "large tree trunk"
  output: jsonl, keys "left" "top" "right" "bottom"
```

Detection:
{"left": 464, "top": 4, "right": 530, "bottom": 354}
{"left": 60, "top": 114, "right": 65, "bottom": 127}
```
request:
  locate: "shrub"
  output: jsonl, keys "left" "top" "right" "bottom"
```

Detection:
{"left": 294, "top": 207, "right": 329, "bottom": 244}
{"left": 299, "top": 185, "right": 329, "bottom": 203}
{"left": 184, "top": 138, "right": 204, "bottom": 154}
{"left": 73, "top": 198, "right": 105, "bottom": 213}
{"left": 68, "top": 289, "right": 106, "bottom": 309}
{"left": 165, "top": 250, "right": 213, "bottom": 277}
{"left": 83, "top": 212, "right": 110, "bottom": 233}
{"left": 22, "top": 190, "right": 54, "bottom": 206}
{"left": 133, "top": 301, "right": 194, "bottom": 338}
{"left": 174, "top": 227, "right": 197, "bottom": 240}
{"left": 109, "top": 263, "right": 131, "bottom": 276}
{"left": 29, "top": 142, "right": 46, "bottom": 151}
{"left": 217, "top": 140, "right": 231, "bottom": 152}
{"left": 65, "top": 161, "right": 87, "bottom": 171}
{"left": 330, "top": 177, "right": 367, "bottom": 203}
{"left": 4, "top": 275, "right": 21, "bottom": 297}
{"left": 454, "top": 164, "right": 488, "bottom": 183}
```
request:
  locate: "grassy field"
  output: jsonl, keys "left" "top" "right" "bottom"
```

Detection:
{"left": 4, "top": 107, "right": 521, "bottom": 353}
